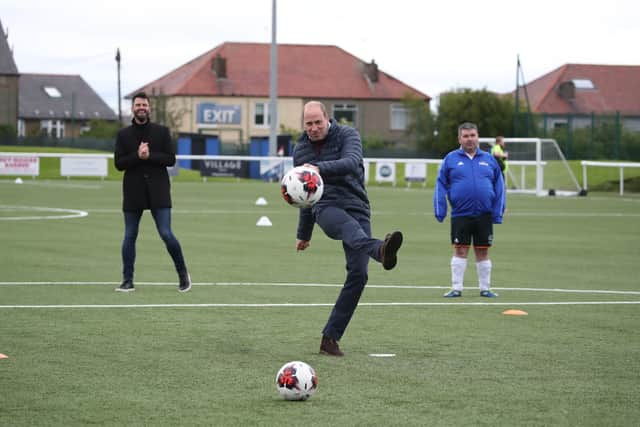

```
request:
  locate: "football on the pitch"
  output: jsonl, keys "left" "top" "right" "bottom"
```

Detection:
{"left": 275, "top": 361, "right": 318, "bottom": 401}
{"left": 281, "top": 166, "right": 324, "bottom": 208}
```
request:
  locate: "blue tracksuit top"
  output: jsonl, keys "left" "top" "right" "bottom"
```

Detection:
{"left": 293, "top": 119, "right": 369, "bottom": 241}
{"left": 433, "top": 148, "right": 505, "bottom": 223}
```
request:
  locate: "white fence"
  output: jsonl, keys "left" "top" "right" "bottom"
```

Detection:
{"left": 581, "top": 160, "right": 640, "bottom": 195}
{"left": 4, "top": 153, "right": 628, "bottom": 194}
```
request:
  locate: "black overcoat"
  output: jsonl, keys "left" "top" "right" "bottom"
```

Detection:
{"left": 114, "top": 121, "right": 176, "bottom": 211}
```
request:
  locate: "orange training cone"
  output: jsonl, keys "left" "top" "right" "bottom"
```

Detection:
{"left": 502, "top": 309, "right": 528, "bottom": 316}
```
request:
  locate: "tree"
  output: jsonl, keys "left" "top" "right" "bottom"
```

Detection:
{"left": 149, "top": 93, "right": 189, "bottom": 137}
{"left": 433, "top": 88, "right": 515, "bottom": 156}
{"left": 81, "top": 120, "right": 120, "bottom": 139}
{"left": 402, "top": 94, "right": 434, "bottom": 154}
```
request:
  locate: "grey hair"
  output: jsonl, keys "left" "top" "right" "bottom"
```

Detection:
{"left": 458, "top": 122, "right": 478, "bottom": 136}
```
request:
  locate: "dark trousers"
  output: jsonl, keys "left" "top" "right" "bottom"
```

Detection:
{"left": 314, "top": 205, "right": 383, "bottom": 340}
{"left": 121, "top": 208, "right": 187, "bottom": 281}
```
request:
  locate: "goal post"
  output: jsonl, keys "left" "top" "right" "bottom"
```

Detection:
{"left": 479, "top": 137, "right": 584, "bottom": 196}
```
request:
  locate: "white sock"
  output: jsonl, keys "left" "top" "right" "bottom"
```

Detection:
{"left": 451, "top": 257, "right": 467, "bottom": 291}
{"left": 477, "top": 260, "right": 492, "bottom": 291}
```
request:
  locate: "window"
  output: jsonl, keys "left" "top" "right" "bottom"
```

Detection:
{"left": 332, "top": 104, "right": 357, "bottom": 126}
{"left": 390, "top": 104, "right": 409, "bottom": 130}
{"left": 552, "top": 121, "right": 568, "bottom": 130}
{"left": 43, "top": 86, "right": 62, "bottom": 98}
{"left": 254, "top": 102, "right": 270, "bottom": 126}
{"left": 17, "top": 119, "right": 25, "bottom": 137}
{"left": 40, "top": 119, "right": 65, "bottom": 138}
{"left": 572, "top": 79, "right": 595, "bottom": 90}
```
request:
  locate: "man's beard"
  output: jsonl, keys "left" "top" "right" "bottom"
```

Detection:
{"left": 134, "top": 110, "right": 149, "bottom": 122}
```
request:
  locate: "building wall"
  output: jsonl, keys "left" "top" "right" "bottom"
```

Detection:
{"left": 158, "top": 95, "right": 422, "bottom": 147}
{"left": 359, "top": 100, "right": 411, "bottom": 144}
{"left": 310, "top": 98, "right": 415, "bottom": 147}
{"left": 0, "top": 75, "right": 19, "bottom": 128}
{"left": 22, "top": 118, "right": 87, "bottom": 138}
{"left": 161, "top": 96, "right": 303, "bottom": 143}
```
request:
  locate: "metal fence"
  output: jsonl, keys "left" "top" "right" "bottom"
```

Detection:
{"left": 3, "top": 114, "right": 640, "bottom": 162}
{"left": 514, "top": 112, "right": 640, "bottom": 161}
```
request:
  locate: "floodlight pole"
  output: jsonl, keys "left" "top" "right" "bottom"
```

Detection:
{"left": 116, "top": 48, "right": 122, "bottom": 125}
{"left": 514, "top": 55, "right": 520, "bottom": 136}
{"left": 268, "top": 0, "right": 278, "bottom": 156}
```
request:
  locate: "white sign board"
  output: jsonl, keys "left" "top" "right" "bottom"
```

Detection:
{"left": 260, "top": 158, "right": 293, "bottom": 181}
{"left": 60, "top": 157, "right": 108, "bottom": 177}
{"left": 405, "top": 162, "right": 427, "bottom": 186}
{"left": 0, "top": 155, "right": 40, "bottom": 176}
{"left": 375, "top": 161, "right": 396, "bottom": 185}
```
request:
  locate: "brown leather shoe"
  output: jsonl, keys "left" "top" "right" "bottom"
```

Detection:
{"left": 319, "top": 336, "right": 344, "bottom": 357}
{"left": 380, "top": 231, "right": 403, "bottom": 270}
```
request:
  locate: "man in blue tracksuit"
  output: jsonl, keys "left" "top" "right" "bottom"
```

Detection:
{"left": 293, "top": 101, "right": 403, "bottom": 357}
{"left": 433, "top": 122, "right": 505, "bottom": 298}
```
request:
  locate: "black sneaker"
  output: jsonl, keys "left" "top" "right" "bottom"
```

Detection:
{"left": 381, "top": 231, "right": 403, "bottom": 270}
{"left": 116, "top": 280, "right": 135, "bottom": 292}
{"left": 178, "top": 273, "right": 192, "bottom": 293}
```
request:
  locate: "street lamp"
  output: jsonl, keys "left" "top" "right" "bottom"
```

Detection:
{"left": 116, "top": 48, "right": 122, "bottom": 125}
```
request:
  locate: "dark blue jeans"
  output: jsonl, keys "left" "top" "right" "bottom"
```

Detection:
{"left": 121, "top": 208, "right": 187, "bottom": 281}
{"left": 314, "top": 205, "right": 384, "bottom": 340}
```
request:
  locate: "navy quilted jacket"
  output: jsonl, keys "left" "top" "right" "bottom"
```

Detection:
{"left": 293, "top": 119, "right": 370, "bottom": 241}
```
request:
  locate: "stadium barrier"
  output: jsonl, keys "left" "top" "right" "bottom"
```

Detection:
{"left": 580, "top": 160, "right": 640, "bottom": 195}
{"left": 1, "top": 152, "right": 547, "bottom": 189}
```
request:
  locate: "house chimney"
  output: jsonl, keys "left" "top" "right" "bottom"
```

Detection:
{"left": 557, "top": 81, "right": 575, "bottom": 100}
{"left": 363, "top": 60, "right": 379, "bottom": 83}
{"left": 212, "top": 54, "right": 227, "bottom": 79}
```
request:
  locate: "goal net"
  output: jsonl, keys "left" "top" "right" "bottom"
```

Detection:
{"left": 479, "top": 138, "right": 583, "bottom": 196}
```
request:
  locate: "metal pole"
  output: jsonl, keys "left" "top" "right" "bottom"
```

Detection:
{"left": 514, "top": 55, "right": 520, "bottom": 136}
{"left": 71, "top": 92, "right": 76, "bottom": 141}
{"left": 116, "top": 48, "right": 122, "bottom": 125}
{"left": 268, "top": 0, "right": 278, "bottom": 155}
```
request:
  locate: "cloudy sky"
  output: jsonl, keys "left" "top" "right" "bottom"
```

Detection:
{"left": 3, "top": 0, "right": 638, "bottom": 112}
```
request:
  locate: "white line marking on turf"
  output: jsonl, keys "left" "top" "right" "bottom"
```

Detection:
{"left": 1, "top": 281, "right": 639, "bottom": 295}
{"left": 0, "top": 180, "right": 103, "bottom": 190}
{"left": 1, "top": 282, "right": 638, "bottom": 309}
{"left": 0, "top": 205, "right": 88, "bottom": 220}
{"left": 0, "top": 301, "right": 639, "bottom": 309}
{"left": 506, "top": 212, "right": 640, "bottom": 217}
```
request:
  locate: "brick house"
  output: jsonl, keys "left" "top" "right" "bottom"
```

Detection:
{"left": 0, "top": 19, "right": 19, "bottom": 130}
{"left": 18, "top": 73, "right": 118, "bottom": 138}
{"left": 130, "top": 42, "right": 430, "bottom": 147}
{"left": 516, "top": 63, "right": 640, "bottom": 131}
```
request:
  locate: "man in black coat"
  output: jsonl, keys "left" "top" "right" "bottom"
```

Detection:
{"left": 114, "top": 92, "right": 191, "bottom": 293}
{"left": 293, "top": 101, "right": 403, "bottom": 356}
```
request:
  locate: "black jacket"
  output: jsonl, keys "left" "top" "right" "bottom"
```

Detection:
{"left": 293, "top": 119, "right": 370, "bottom": 241}
{"left": 114, "top": 120, "right": 176, "bottom": 211}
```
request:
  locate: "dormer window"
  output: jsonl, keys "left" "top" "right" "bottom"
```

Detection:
{"left": 572, "top": 79, "right": 595, "bottom": 90}
{"left": 43, "top": 86, "right": 62, "bottom": 98}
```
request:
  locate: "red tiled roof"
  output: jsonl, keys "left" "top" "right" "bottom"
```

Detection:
{"left": 131, "top": 42, "right": 430, "bottom": 101}
{"left": 517, "top": 64, "right": 640, "bottom": 115}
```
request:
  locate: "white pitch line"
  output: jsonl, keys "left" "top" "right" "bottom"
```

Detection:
{"left": 1, "top": 301, "right": 639, "bottom": 309}
{"left": 1, "top": 281, "right": 639, "bottom": 295}
{"left": 0, "top": 205, "right": 88, "bottom": 220}
{"left": 1, "top": 282, "right": 639, "bottom": 309}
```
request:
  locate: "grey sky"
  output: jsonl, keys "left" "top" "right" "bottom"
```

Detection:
{"left": 3, "top": 0, "right": 638, "bottom": 112}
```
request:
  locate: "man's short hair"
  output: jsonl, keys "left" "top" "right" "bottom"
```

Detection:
{"left": 131, "top": 92, "right": 149, "bottom": 105}
{"left": 304, "top": 100, "right": 328, "bottom": 118}
{"left": 458, "top": 122, "right": 478, "bottom": 136}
